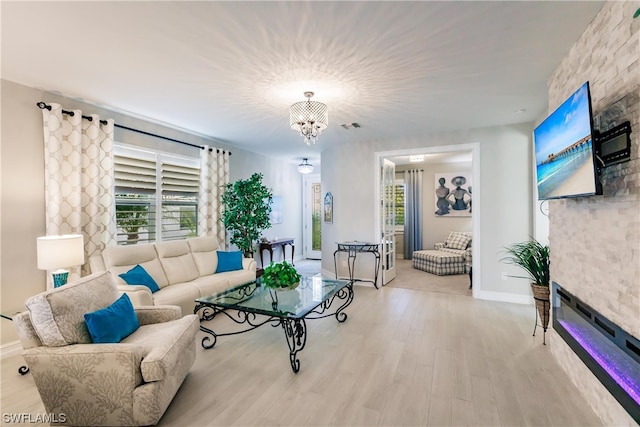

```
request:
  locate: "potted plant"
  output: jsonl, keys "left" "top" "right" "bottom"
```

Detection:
{"left": 500, "top": 239, "right": 551, "bottom": 329}
{"left": 262, "top": 261, "right": 301, "bottom": 290}
{"left": 220, "top": 173, "right": 273, "bottom": 257}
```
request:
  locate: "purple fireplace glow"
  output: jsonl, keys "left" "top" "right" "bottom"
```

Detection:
{"left": 552, "top": 283, "right": 640, "bottom": 422}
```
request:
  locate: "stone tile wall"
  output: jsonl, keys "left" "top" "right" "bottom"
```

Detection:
{"left": 547, "top": 1, "right": 639, "bottom": 425}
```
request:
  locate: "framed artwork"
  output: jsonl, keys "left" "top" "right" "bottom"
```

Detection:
{"left": 323, "top": 192, "right": 333, "bottom": 223}
{"left": 434, "top": 172, "right": 472, "bottom": 217}
{"left": 269, "top": 196, "right": 283, "bottom": 224}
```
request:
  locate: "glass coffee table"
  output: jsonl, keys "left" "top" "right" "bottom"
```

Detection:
{"left": 194, "top": 275, "right": 353, "bottom": 373}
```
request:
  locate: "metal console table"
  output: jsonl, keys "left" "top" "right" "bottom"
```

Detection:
{"left": 333, "top": 241, "right": 381, "bottom": 289}
{"left": 1, "top": 314, "right": 29, "bottom": 375}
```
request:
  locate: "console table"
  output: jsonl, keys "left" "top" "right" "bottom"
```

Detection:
{"left": 1, "top": 313, "right": 29, "bottom": 375}
{"left": 259, "top": 238, "right": 295, "bottom": 267}
{"left": 333, "top": 241, "right": 381, "bottom": 289}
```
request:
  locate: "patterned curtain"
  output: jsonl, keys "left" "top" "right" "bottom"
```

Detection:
{"left": 42, "top": 103, "right": 117, "bottom": 283}
{"left": 199, "top": 147, "right": 229, "bottom": 248}
{"left": 404, "top": 169, "right": 423, "bottom": 259}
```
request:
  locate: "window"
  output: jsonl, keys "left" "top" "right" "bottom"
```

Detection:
{"left": 114, "top": 145, "right": 200, "bottom": 245}
{"left": 394, "top": 181, "right": 405, "bottom": 227}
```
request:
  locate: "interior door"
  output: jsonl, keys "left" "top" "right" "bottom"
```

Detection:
{"left": 303, "top": 174, "right": 322, "bottom": 259}
{"left": 381, "top": 158, "right": 396, "bottom": 284}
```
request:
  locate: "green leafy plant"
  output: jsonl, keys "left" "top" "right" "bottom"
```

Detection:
{"left": 221, "top": 173, "right": 273, "bottom": 257}
{"left": 116, "top": 203, "right": 149, "bottom": 244}
{"left": 500, "top": 239, "right": 550, "bottom": 287}
{"left": 262, "top": 261, "right": 301, "bottom": 289}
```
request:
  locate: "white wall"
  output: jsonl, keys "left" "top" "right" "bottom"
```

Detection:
{"left": 230, "top": 153, "right": 303, "bottom": 267}
{"left": 0, "top": 79, "right": 302, "bottom": 345}
{"left": 321, "top": 123, "right": 534, "bottom": 299}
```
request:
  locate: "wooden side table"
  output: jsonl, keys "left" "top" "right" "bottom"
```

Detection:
{"left": 259, "top": 238, "right": 295, "bottom": 267}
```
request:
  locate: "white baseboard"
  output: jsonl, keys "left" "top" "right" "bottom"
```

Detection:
{"left": 476, "top": 290, "right": 532, "bottom": 305}
{"left": 1, "top": 340, "right": 23, "bottom": 359}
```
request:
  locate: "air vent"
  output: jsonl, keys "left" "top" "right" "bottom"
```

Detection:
{"left": 340, "top": 122, "right": 361, "bottom": 129}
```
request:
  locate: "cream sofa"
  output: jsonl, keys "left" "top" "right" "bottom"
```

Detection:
{"left": 90, "top": 236, "right": 256, "bottom": 316}
{"left": 13, "top": 271, "right": 199, "bottom": 426}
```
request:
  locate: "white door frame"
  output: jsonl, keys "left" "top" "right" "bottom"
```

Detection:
{"left": 374, "top": 142, "right": 481, "bottom": 296}
{"left": 302, "top": 173, "right": 322, "bottom": 259}
{"left": 381, "top": 158, "right": 397, "bottom": 284}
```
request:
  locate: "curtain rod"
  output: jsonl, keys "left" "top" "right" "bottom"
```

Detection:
{"left": 36, "top": 102, "right": 231, "bottom": 155}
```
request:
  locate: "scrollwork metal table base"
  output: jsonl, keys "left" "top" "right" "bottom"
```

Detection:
{"left": 194, "top": 282, "right": 353, "bottom": 373}
{"left": 1, "top": 314, "right": 29, "bottom": 375}
{"left": 532, "top": 297, "right": 549, "bottom": 345}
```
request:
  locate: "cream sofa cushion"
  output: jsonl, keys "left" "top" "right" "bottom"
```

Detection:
{"left": 187, "top": 236, "right": 219, "bottom": 276}
{"left": 188, "top": 275, "right": 230, "bottom": 297}
{"left": 25, "top": 271, "right": 119, "bottom": 347}
{"left": 155, "top": 240, "right": 199, "bottom": 285}
{"left": 121, "top": 314, "right": 198, "bottom": 382}
{"left": 103, "top": 244, "right": 169, "bottom": 288}
{"left": 152, "top": 283, "right": 200, "bottom": 316}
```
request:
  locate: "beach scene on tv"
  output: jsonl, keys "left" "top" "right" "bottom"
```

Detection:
{"left": 535, "top": 82, "right": 596, "bottom": 199}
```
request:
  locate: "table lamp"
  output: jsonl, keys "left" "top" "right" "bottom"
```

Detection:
{"left": 37, "top": 234, "right": 85, "bottom": 287}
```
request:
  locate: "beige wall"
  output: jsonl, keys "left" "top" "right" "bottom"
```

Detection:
{"left": 321, "top": 123, "right": 534, "bottom": 299}
{"left": 397, "top": 161, "right": 473, "bottom": 251}
{"left": 0, "top": 79, "right": 302, "bottom": 345}
{"left": 547, "top": 1, "right": 639, "bottom": 425}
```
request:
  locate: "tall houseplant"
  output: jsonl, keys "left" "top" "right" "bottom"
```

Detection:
{"left": 221, "top": 173, "right": 273, "bottom": 257}
{"left": 501, "top": 239, "right": 551, "bottom": 328}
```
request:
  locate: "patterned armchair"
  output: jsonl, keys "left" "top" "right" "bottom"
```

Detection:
{"left": 434, "top": 231, "right": 473, "bottom": 272}
{"left": 13, "top": 271, "right": 199, "bottom": 426}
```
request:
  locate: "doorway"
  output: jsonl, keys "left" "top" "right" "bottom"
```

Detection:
{"left": 374, "top": 143, "right": 480, "bottom": 295}
{"left": 302, "top": 173, "right": 321, "bottom": 260}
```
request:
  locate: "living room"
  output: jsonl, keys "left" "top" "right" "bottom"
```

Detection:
{"left": 1, "top": 1, "right": 638, "bottom": 426}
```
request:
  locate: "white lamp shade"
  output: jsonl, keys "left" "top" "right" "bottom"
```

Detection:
{"left": 298, "top": 158, "right": 314, "bottom": 174}
{"left": 37, "top": 234, "right": 85, "bottom": 270}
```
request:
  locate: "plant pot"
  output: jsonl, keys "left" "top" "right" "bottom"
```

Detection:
{"left": 531, "top": 283, "right": 550, "bottom": 329}
{"left": 263, "top": 279, "right": 299, "bottom": 291}
{"left": 279, "top": 282, "right": 299, "bottom": 291}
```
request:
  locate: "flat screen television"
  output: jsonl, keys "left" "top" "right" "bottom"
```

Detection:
{"left": 534, "top": 81, "right": 602, "bottom": 200}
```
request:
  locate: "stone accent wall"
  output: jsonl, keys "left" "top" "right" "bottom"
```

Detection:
{"left": 547, "top": 2, "right": 639, "bottom": 425}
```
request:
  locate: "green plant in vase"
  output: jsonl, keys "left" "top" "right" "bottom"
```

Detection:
{"left": 220, "top": 173, "right": 273, "bottom": 257}
{"left": 262, "top": 261, "right": 301, "bottom": 290}
{"left": 500, "top": 238, "right": 551, "bottom": 330}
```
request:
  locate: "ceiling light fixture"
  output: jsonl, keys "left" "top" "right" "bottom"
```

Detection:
{"left": 409, "top": 155, "right": 425, "bottom": 163}
{"left": 290, "top": 91, "right": 328, "bottom": 146}
{"left": 298, "top": 158, "right": 314, "bottom": 174}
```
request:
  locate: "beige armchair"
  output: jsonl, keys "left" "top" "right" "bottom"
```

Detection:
{"left": 13, "top": 271, "right": 199, "bottom": 426}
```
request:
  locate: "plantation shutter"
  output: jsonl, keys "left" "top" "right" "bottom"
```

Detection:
{"left": 161, "top": 161, "right": 200, "bottom": 241}
{"left": 114, "top": 153, "right": 157, "bottom": 244}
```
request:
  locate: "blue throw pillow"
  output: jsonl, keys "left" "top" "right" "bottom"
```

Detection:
{"left": 119, "top": 264, "right": 160, "bottom": 293}
{"left": 84, "top": 294, "right": 139, "bottom": 343}
{"left": 216, "top": 251, "right": 243, "bottom": 273}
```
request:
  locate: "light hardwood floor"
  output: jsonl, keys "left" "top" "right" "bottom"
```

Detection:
{"left": 1, "top": 260, "right": 602, "bottom": 426}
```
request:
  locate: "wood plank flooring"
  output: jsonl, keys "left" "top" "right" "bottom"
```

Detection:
{"left": 0, "top": 260, "right": 603, "bottom": 426}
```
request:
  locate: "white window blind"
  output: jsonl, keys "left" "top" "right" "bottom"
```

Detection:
{"left": 114, "top": 145, "right": 199, "bottom": 245}
{"left": 161, "top": 161, "right": 199, "bottom": 242}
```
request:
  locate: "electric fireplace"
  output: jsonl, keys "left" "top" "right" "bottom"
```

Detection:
{"left": 552, "top": 282, "right": 640, "bottom": 422}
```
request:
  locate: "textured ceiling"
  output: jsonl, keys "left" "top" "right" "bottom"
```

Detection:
{"left": 2, "top": 1, "right": 604, "bottom": 164}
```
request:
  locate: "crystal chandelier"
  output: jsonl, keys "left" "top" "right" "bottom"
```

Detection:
{"left": 298, "top": 158, "right": 314, "bottom": 174}
{"left": 290, "top": 91, "right": 328, "bottom": 146}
